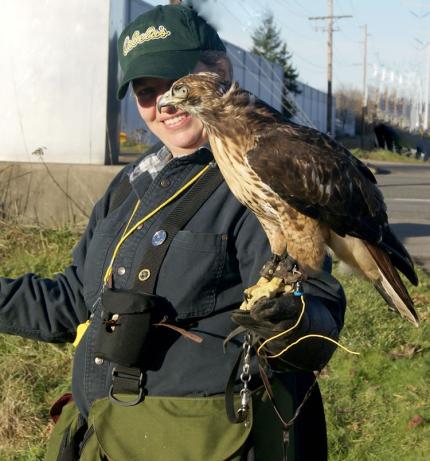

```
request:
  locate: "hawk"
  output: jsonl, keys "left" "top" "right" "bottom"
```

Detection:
{"left": 157, "top": 72, "right": 419, "bottom": 326}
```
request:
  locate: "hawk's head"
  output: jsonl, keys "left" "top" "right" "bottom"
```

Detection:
{"left": 157, "top": 72, "right": 237, "bottom": 119}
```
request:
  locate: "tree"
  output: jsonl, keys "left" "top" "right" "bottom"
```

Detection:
{"left": 251, "top": 13, "right": 300, "bottom": 118}
{"left": 334, "top": 85, "right": 362, "bottom": 135}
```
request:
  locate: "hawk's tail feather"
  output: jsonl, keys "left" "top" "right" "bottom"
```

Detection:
{"left": 365, "top": 242, "right": 419, "bottom": 326}
{"left": 380, "top": 226, "right": 418, "bottom": 286}
{"left": 379, "top": 241, "right": 418, "bottom": 286}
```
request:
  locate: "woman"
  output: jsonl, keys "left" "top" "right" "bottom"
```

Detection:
{"left": 0, "top": 5, "right": 345, "bottom": 460}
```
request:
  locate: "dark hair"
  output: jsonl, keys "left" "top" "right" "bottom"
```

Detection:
{"left": 197, "top": 50, "right": 233, "bottom": 82}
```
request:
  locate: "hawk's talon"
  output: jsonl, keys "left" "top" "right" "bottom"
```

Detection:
{"left": 240, "top": 276, "right": 285, "bottom": 310}
{"left": 241, "top": 255, "right": 308, "bottom": 310}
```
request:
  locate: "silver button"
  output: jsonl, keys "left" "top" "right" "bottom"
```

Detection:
{"left": 95, "top": 357, "right": 104, "bottom": 365}
{"left": 152, "top": 230, "right": 167, "bottom": 246}
{"left": 117, "top": 266, "right": 126, "bottom": 276}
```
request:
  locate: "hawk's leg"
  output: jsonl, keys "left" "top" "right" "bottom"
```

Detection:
{"left": 240, "top": 253, "right": 306, "bottom": 310}
{"left": 260, "top": 254, "right": 282, "bottom": 279}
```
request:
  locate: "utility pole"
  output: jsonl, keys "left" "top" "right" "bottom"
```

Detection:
{"left": 309, "top": 1, "right": 352, "bottom": 136}
{"left": 327, "top": 0, "right": 333, "bottom": 136}
{"left": 415, "top": 36, "right": 430, "bottom": 131}
{"left": 360, "top": 24, "right": 369, "bottom": 148}
{"left": 425, "top": 43, "right": 430, "bottom": 131}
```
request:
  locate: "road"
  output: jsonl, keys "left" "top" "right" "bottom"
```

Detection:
{"left": 372, "top": 162, "right": 430, "bottom": 274}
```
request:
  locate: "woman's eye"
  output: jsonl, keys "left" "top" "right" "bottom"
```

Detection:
{"left": 136, "top": 89, "right": 156, "bottom": 104}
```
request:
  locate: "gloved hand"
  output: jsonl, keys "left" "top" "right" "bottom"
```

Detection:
{"left": 231, "top": 294, "right": 306, "bottom": 362}
{"left": 231, "top": 292, "right": 341, "bottom": 372}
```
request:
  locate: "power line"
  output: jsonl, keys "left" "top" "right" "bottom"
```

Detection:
{"left": 224, "top": 4, "right": 316, "bottom": 127}
{"left": 225, "top": 7, "right": 313, "bottom": 118}
{"left": 274, "top": 17, "right": 325, "bottom": 44}
{"left": 226, "top": 44, "right": 301, "bottom": 121}
{"left": 272, "top": 0, "right": 312, "bottom": 20}
{"left": 227, "top": 43, "right": 315, "bottom": 127}
{"left": 293, "top": 53, "right": 326, "bottom": 71}
{"left": 290, "top": 0, "right": 313, "bottom": 16}
{"left": 237, "top": 0, "right": 264, "bottom": 24}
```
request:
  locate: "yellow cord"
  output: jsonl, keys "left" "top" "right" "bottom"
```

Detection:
{"left": 256, "top": 295, "right": 360, "bottom": 359}
{"left": 257, "top": 295, "right": 306, "bottom": 354}
{"left": 103, "top": 164, "right": 210, "bottom": 286}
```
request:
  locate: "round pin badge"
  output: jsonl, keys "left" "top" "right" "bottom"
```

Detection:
{"left": 152, "top": 229, "right": 167, "bottom": 246}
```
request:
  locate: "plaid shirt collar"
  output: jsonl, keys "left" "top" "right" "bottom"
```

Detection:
{"left": 129, "top": 145, "right": 173, "bottom": 183}
{"left": 130, "top": 144, "right": 213, "bottom": 183}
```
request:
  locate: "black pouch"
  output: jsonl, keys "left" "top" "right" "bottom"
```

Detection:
{"left": 94, "top": 288, "right": 162, "bottom": 368}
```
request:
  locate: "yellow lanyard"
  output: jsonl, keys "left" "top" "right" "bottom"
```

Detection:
{"left": 102, "top": 164, "right": 211, "bottom": 286}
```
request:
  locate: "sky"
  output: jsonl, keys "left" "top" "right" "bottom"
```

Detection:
{"left": 144, "top": 0, "right": 430, "bottom": 96}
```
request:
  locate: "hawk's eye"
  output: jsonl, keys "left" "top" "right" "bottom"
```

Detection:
{"left": 172, "top": 85, "right": 189, "bottom": 98}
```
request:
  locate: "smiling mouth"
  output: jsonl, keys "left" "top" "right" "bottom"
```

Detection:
{"left": 163, "top": 114, "right": 189, "bottom": 127}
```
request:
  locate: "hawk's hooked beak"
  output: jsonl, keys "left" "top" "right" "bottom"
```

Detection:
{"left": 157, "top": 91, "right": 176, "bottom": 113}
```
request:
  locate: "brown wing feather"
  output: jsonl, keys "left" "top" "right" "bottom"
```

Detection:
{"left": 246, "top": 124, "right": 418, "bottom": 285}
{"left": 247, "top": 125, "right": 384, "bottom": 240}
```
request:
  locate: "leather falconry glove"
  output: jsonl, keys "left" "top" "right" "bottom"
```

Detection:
{"left": 231, "top": 294, "right": 304, "bottom": 367}
{"left": 231, "top": 291, "right": 342, "bottom": 372}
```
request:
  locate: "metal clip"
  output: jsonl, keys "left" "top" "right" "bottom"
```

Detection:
{"left": 292, "top": 265, "right": 304, "bottom": 296}
{"left": 109, "top": 368, "right": 145, "bottom": 407}
{"left": 294, "top": 281, "right": 303, "bottom": 296}
{"left": 237, "top": 332, "right": 252, "bottom": 426}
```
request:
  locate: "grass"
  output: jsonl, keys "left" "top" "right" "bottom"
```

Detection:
{"left": 0, "top": 222, "right": 76, "bottom": 460}
{"left": 322, "top": 264, "right": 430, "bottom": 460}
{"left": 120, "top": 141, "right": 150, "bottom": 155}
{"left": 0, "top": 222, "right": 428, "bottom": 459}
{"left": 351, "top": 148, "right": 425, "bottom": 164}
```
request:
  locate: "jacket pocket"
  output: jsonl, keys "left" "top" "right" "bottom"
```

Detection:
{"left": 156, "top": 231, "right": 228, "bottom": 319}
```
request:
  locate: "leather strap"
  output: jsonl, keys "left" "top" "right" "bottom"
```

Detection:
{"left": 258, "top": 363, "right": 319, "bottom": 461}
{"left": 134, "top": 163, "right": 223, "bottom": 293}
{"left": 110, "top": 161, "right": 223, "bottom": 406}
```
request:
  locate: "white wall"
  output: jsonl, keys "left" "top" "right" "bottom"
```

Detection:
{"left": 0, "top": 0, "right": 110, "bottom": 164}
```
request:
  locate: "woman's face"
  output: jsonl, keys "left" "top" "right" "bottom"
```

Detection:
{"left": 132, "top": 77, "right": 208, "bottom": 157}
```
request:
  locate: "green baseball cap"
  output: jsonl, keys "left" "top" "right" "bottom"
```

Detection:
{"left": 117, "top": 4, "right": 226, "bottom": 99}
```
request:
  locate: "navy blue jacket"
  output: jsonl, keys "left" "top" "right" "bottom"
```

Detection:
{"left": 0, "top": 147, "right": 345, "bottom": 458}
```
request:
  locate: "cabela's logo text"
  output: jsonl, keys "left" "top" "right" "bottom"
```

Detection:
{"left": 123, "top": 26, "right": 171, "bottom": 56}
